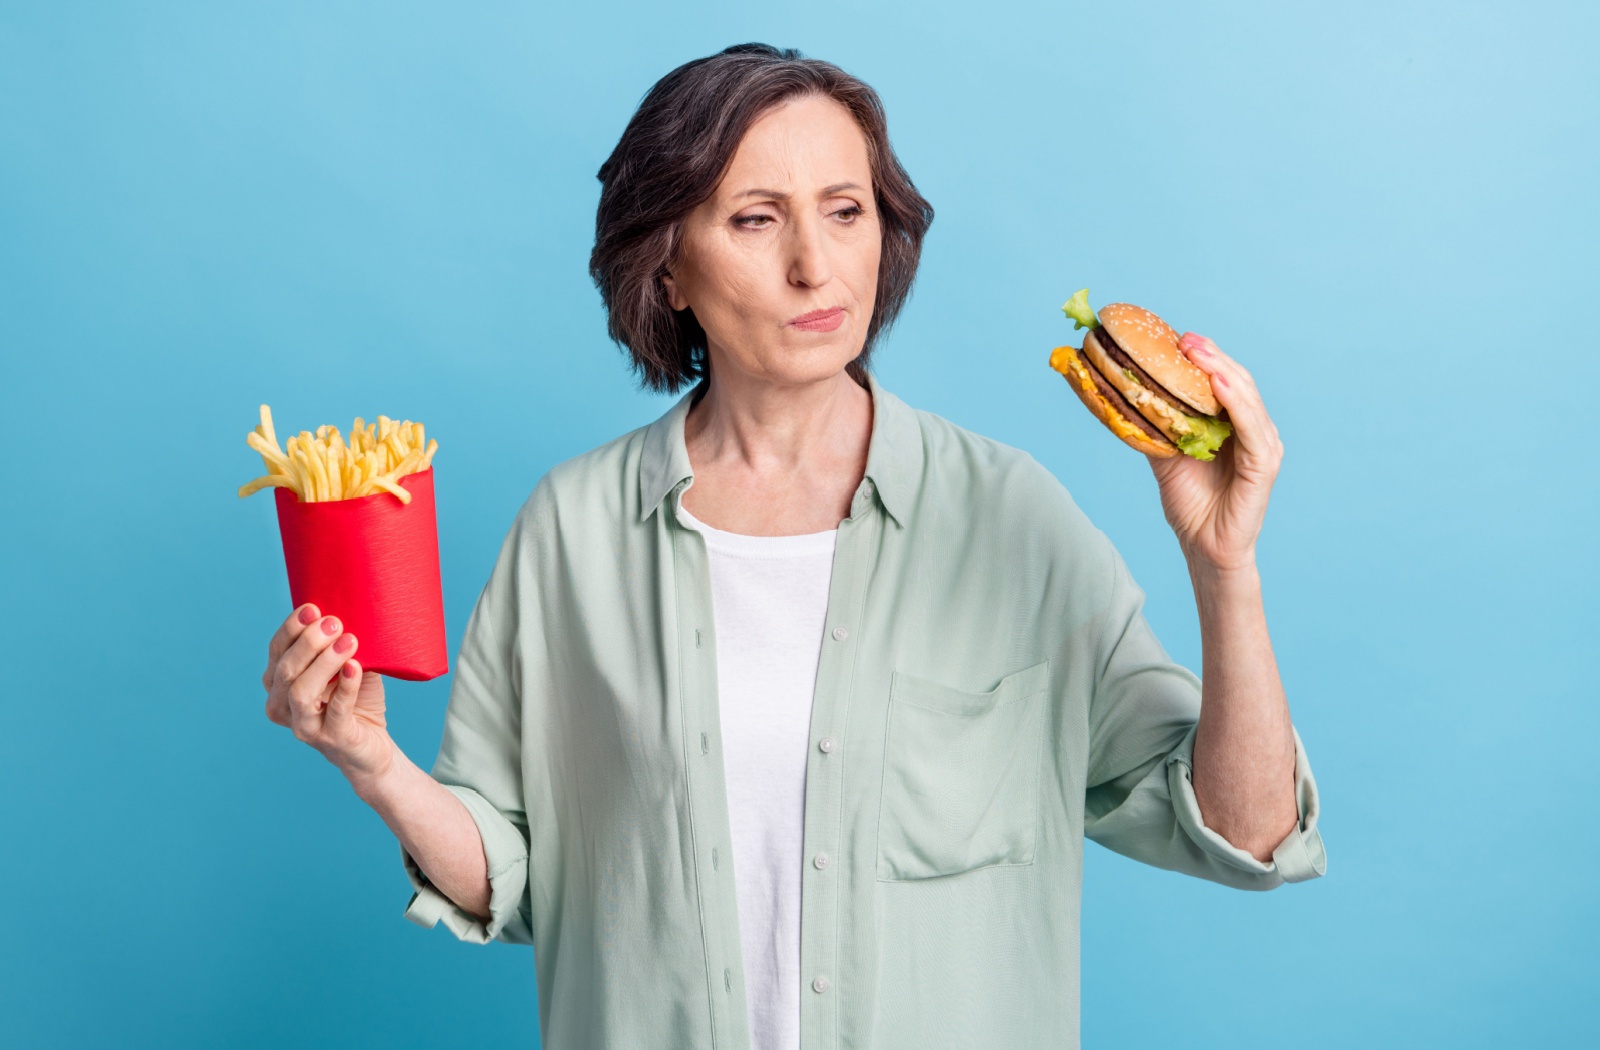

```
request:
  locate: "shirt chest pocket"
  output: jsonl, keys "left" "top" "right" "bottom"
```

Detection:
{"left": 875, "top": 659, "right": 1050, "bottom": 881}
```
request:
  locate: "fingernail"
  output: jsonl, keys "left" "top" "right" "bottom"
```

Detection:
{"left": 335, "top": 634, "right": 355, "bottom": 654}
{"left": 342, "top": 662, "right": 358, "bottom": 679}
{"left": 322, "top": 617, "right": 341, "bottom": 636}
{"left": 1213, "top": 372, "right": 1228, "bottom": 386}
{"left": 298, "top": 606, "right": 318, "bottom": 625}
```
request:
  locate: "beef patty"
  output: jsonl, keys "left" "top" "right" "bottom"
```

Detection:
{"left": 1093, "top": 327, "right": 1197, "bottom": 418}
{"left": 1080, "top": 338, "right": 1171, "bottom": 444}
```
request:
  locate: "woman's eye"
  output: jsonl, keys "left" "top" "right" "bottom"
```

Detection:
{"left": 735, "top": 214, "right": 774, "bottom": 229}
{"left": 834, "top": 205, "right": 863, "bottom": 222}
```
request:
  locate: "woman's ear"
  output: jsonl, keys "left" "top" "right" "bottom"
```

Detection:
{"left": 661, "top": 272, "right": 688, "bottom": 312}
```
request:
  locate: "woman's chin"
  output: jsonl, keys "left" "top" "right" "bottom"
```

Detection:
{"left": 768, "top": 336, "right": 863, "bottom": 384}
{"left": 768, "top": 357, "right": 860, "bottom": 388}
{"left": 711, "top": 330, "right": 865, "bottom": 388}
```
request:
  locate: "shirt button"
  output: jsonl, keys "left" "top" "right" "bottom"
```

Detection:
{"left": 818, "top": 737, "right": 835, "bottom": 753}
{"left": 813, "top": 852, "right": 830, "bottom": 870}
{"left": 831, "top": 626, "right": 848, "bottom": 642}
{"left": 812, "top": 976, "right": 830, "bottom": 994}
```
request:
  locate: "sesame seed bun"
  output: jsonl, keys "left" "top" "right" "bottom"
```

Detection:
{"left": 1048, "top": 344, "right": 1179, "bottom": 458}
{"left": 1097, "top": 303, "right": 1221, "bottom": 417}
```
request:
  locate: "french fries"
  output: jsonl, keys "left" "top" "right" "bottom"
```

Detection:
{"left": 238, "top": 405, "right": 437, "bottom": 504}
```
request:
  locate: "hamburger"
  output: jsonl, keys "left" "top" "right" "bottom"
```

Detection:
{"left": 1048, "top": 289, "right": 1233, "bottom": 460}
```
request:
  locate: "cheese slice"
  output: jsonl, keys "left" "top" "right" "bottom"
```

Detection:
{"left": 1049, "top": 345, "right": 1156, "bottom": 445}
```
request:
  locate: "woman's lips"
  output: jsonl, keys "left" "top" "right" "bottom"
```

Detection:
{"left": 788, "top": 307, "right": 845, "bottom": 332}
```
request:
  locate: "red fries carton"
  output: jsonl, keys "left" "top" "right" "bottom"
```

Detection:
{"left": 273, "top": 468, "right": 448, "bottom": 681}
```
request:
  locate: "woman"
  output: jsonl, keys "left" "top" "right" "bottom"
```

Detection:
{"left": 263, "top": 43, "right": 1324, "bottom": 1050}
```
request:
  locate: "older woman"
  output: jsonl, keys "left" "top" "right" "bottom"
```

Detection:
{"left": 264, "top": 43, "right": 1324, "bottom": 1050}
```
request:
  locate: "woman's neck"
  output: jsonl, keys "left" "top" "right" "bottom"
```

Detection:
{"left": 687, "top": 368, "right": 868, "bottom": 471}
{"left": 680, "top": 367, "right": 872, "bottom": 536}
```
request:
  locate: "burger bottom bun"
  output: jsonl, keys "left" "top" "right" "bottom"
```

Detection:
{"left": 1051, "top": 345, "right": 1179, "bottom": 458}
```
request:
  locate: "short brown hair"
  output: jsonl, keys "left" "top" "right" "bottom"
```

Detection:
{"left": 589, "top": 43, "right": 936, "bottom": 394}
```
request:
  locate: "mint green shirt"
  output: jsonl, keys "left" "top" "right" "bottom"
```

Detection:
{"left": 400, "top": 372, "right": 1326, "bottom": 1049}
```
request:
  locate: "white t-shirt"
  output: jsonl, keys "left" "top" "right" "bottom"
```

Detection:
{"left": 677, "top": 502, "right": 837, "bottom": 1050}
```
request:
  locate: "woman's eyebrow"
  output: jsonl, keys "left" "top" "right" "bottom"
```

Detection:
{"left": 734, "top": 182, "right": 864, "bottom": 200}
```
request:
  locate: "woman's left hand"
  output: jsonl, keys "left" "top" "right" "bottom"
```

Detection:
{"left": 1147, "top": 332, "right": 1283, "bottom": 574}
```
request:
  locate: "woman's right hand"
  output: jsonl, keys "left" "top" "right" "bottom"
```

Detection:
{"left": 264, "top": 603, "right": 396, "bottom": 791}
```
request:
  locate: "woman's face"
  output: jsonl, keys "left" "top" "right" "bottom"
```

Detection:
{"left": 663, "top": 93, "right": 881, "bottom": 389}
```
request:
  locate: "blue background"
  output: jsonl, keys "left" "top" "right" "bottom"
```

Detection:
{"left": 3, "top": 1, "right": 1595, "bottom": 1046}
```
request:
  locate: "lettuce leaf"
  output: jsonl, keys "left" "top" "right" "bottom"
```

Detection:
{"left": 1175, "top": 415, "right": 1233, "bottom": 461}
{"left": 1061, "top": 288, "right": 1099, "bottom": 330}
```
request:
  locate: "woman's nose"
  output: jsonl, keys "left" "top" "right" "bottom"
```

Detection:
{"left": 786, "top": 212, "right": 833, "bottom": 289}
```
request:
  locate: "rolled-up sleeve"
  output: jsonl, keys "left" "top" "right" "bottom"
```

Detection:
{"left": 398, "top": 510, "right": 536, "bottom": 945}
{"left": 1080, "top": 530, "right": 1327, "bottom": 890}
{"left": 400, "top": 783, "right": 532, "bottom": 944}
{"left": 1165, "top": 721, "right": 1326, "bottom": 883}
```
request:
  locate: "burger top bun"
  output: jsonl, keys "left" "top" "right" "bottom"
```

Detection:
{"left": 1098, "top": 303, "right": 1222, "bottom": 417}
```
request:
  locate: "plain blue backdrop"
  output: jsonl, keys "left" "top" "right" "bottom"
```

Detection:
{"left": 3, "top": 1, "right": 1595, "bottom": 1046}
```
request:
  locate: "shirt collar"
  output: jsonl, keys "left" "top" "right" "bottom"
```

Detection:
{"left": 637, "top": 370, "right": 922, "bottom": 529}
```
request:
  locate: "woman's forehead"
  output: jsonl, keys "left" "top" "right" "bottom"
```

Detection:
{"left": 716, "top": 97, "right": 872, "bottom": 200}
